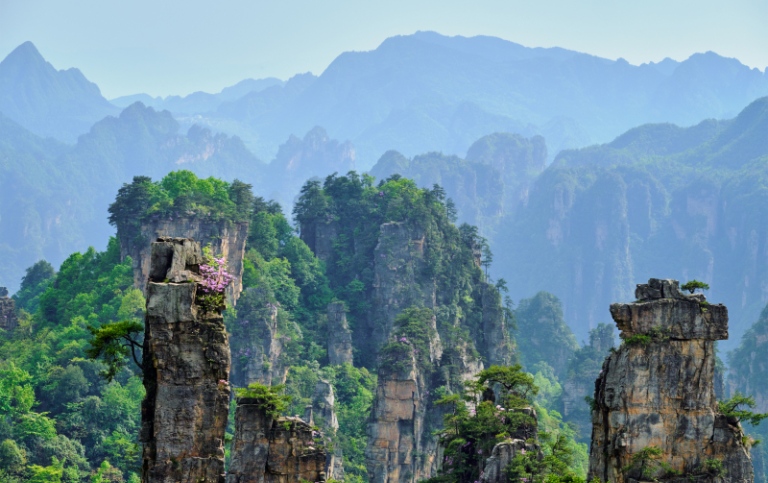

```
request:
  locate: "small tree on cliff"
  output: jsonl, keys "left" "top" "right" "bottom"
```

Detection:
{"left": 681, "top": 280, "right": 710, "bottom": 294}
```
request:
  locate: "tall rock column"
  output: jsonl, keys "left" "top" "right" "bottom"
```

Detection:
{"left": 226, "top": 398, "right": 327, "bottom": 483}
{"left": 0, "top": 287, "right": 17, "bottom": 331}
{"left": 327, "top": 302, "right": 353, "bottom": 366}
{"left": 589, "top": 278, "right": 753, "bottom": 483}
{"left": 140, "top": 237, "right": 231, "bottom": 483}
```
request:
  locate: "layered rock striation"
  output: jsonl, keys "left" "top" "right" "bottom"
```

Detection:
{"left": 230, "top": 287, "right": 289, "bottom": 387}
{"left": 140, "top": 237, "right": 231, "bottom": 483}
{"left": 589, "top": 278, "right": 753, "bottom": 483}
{"left": 0, "top": 287, "right": 17, "bottom": 331}
{"left": 119, "top": 217, "right": 248, "bottom": 305}
{"left": 226, "top": 398, "right": 327, "bottom": 483}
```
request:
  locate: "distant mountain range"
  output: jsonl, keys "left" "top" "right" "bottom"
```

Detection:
{"left": 2, "top": 35, "right": 768, "bottom": 345}
{"left": 2, "top": 33, "right": 766, "bottom": 165}
{"left": 0, "top": 42, "right": 118, "bottom": 142}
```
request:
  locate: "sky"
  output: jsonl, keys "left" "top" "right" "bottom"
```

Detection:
{"left": 1, "top": 0, "right": 766, "bottom": 99}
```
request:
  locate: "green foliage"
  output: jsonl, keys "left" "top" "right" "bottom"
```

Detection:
{"left": 427, "top": 365, "right": 586, "bottom": 483}
{"left": 514, "top": 292, "right": 579, "bottom": 380}
{"left": 13, "top": 260, "right": 55, "bottom": 313}
{"left": 622, "top": 334, "right": 652, "bottom": 347}
{"left": 681, "top": 279, "right": 710, "bottom": 294}
{"left": 718, "top": 394, "right": 768, "bottom": 426}
{"left": 0, "top": 242, "right": 145, "bottom": 480}
{"left": 235, "top": 383, "right": 291, "bottom": 419}
{"left": 86, "top": 320, "right": 143, "bottom": 381}
{"left": 294, "top": 172, "right": 511, "bottom": 369}
{"left": 623, "top": 446, "right": 664, "bottom": 480}
{"left": 108, "top": 171, "right": 253, "bottom": 244}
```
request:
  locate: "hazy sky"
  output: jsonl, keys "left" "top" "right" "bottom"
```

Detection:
{"left": 1, "top": 0, "right": 766, "bottom": 99}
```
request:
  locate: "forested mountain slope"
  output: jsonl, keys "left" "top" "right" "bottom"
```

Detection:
{"left": 495, "top": 96, "right": 768, "bottom": 347}
{"left": 0, "top": 103, "right": 264, "bottom": 292}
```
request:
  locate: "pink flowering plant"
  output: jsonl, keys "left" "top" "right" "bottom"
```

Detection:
{"left": 196, "top": 246, "right": 235, "bottom": 314}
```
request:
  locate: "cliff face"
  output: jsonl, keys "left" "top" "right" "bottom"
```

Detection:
{"left": 0, "top": 287, "right": 16, "bottom": 331}
{"left": 327, "top": 301, "right": 353, "bottom": 366}
{"left": 366, "top": 345, "right": 437, "bottom": 483}
{"left": 140, "top": 237, "right": 231, "bottom": 483}
{"left": 230, "top": 287, "right": 289, "bottom": 387}
{"left": 589, "top": 278, "right": 753, "bottom": 483}
{"left": 226, "top": 398, "right": 327, "bottom": 483}
{"left": 118, "top": 217, "right": 248, "bottom": 304}
{"left": 368, "top": 222, "right": 436, "bottom": 361}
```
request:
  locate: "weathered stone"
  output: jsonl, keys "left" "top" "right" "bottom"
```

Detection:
{"left": 369, "top": 222, "right": 437, "bottom": 364}
{"left": 312, "top": 380, "right": 344, "bottom": 480}
{"left": 226, "top": 399, "right": 327, "bottom": 483}
{"left": 589, "top": 278, "right": 752, "bottom": 483}
{"left": 118, "top": 217, "right": 248, "bottom": 305}
{"left": 481, "top": 439, "right": 540, "bottom": 483}
{"left": 230, "top": 288, "right": 288, "bottom": 387}
{"left": 327, "top": 302, "right": 353, "bottom": 366}
{"left": 481, "top": 282, "right": 513, "bottom": 366}
{"left": 0, "top": 289, "right": 17, "bottom": 331}
{"left": 140, "top": 238, "right": 230, "bottom": 483}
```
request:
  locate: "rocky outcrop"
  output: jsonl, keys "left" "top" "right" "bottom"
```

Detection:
{"left": 118, "top": 217, "right": 248, "bottom": 305}
{"left": 481, "top": 439, "right": 541, "bottom": 483}
{"left": 589, "top": 278, "right": 753, "bottom": 483}
{"left": 312, "top": 380, "right": 344, "bottom": 481}
{"left": 140, "top": 237, "right": 231, "bottom": 483}
{"left": 226, "top": 398, "right": 327, "bottom": 483}
{"left": 327, "top": 302, "right": 353, "bottom": 366}
{"left": 0, "top": 287, "right": 17, "bottom": 331}
{"left": 230, "top": 287, "right": 288, "bottom": 387}
{"left": 366, "top": 345, "right": 437, "bottom": 483}
{"left": 368, "top": 222, "right": 436, "bottom": 363}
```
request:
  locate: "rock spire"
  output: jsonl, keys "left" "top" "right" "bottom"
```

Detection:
{"left": 589, "top": 278, "right": 753, "bottom": 483}
{"left": 140, "top": 237, "right": 231, "bottom": 483}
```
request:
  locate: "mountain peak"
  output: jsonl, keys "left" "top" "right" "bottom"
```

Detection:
{"left": 1, "top": 41, "right": 48, "bottom": 70}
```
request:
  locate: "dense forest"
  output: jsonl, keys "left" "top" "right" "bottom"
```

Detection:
{"left": 0, "top": 170, "right": 608, "bottom": 482}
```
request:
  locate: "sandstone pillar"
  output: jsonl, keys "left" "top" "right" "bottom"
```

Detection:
{"left": 226, "top": 398, "right": 327, "bottom": 483}
{"left": 589, "top": 278, "right": 753, "bottom": 483}
{"left": 140, "top": 237, "right": 231, "bottom": 483}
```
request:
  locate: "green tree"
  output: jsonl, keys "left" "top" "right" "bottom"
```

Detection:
{"left": 681, "top": 279, "right": 710, "bottom": 294}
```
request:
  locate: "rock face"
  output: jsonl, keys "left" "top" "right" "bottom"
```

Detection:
{"left": 0, "top": 287, "right": 17, "bottom": 331}
{"left": 230, "top": 287, "right": 288, "bottom": 387}
{"left": 589, "top": 278, "right": 753, "bottom": 483}
{"left": 118, "top": 217, "right": 248, "bottom": 305}
{"left": 327, "top": 302, "right": 354, "bottom": 366}
{"left": 366, "top": 347, "right": 436, "bottom": 483}
{"left": 226, "top": 398, "right": 327, "bottom": 483}
{"left": 140, "top": 237, "right": 231, "bottom": 483}
{"left": 312, "top": 380, "right": 344, "bottom": 480}
{"left": 368, "top": 222, "right": 436, "bottom": 361}
{"left": 481, "top": 439, "right": 541, "bottom": 483}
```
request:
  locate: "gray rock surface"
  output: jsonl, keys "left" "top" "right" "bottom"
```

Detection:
{"left": 118, "top": 217, "right": 248, "bottom": 305}
{"left": 327, "top": 301, "right": 353, "bottom": 366}
{"left": 230, "top": 287, "right": 288, "bottom": 387}
{"left": 226, "top": 398, "right": 327, "bottom": 483}
{"left": 481, "top": 439, "right": 540, "bottom": 483}
{"left": 589, "top": 278, "right": 753, "bottom": 483}
{"left": 140, "top": 238, "right": 231, "bottom": 483}
{"left": 0, "top": 288, "right": 16, "bottom": 331}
